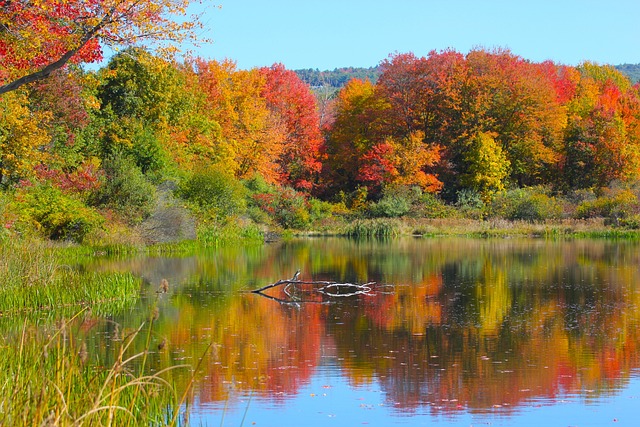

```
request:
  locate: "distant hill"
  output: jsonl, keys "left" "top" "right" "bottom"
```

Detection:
{"left": 294, "top": 66, "right": 382, "bottom": 89}
{"left": 295, "top": 63, "right": 640, "bottom": 91}
{"left": 616, "top": 64, "right": 640, "bottom": 84}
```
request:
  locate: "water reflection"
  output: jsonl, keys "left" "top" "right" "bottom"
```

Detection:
{"left": 81, "top": 238, "right": 640, "bottom": 422}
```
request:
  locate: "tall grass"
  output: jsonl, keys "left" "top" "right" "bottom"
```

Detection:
{"left": 0, "top": 239, "right": 210, "bottom": 425}
{"left": 0, "top": 316, "right": 193, "bottom": 426}
{"left": 0, "top": 240, "right": 140, "bottom": 316}
{"left": 340, "top": 218, "right": 401, "bottom": 238}
{"left": 197, "top": 221, "right": 264, "bottom": 247}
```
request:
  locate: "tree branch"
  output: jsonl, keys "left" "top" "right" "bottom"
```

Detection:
{"left": 0, "top": 10, "right": 114, "bottom": 95}
{"left": 251, "top": 275, "right": 385, "bottom": 301}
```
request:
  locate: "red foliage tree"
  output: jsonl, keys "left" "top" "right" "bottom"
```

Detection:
{"left": 260, "top": 64, "right": 324, "bottom": 191}
{"left": 0, "top": 0, "right": 205, "bottom": 94}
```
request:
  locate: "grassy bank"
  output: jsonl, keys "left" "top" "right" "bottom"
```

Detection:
{"left": 303, "top": 217, "right": 640, "bottom": 240}
{"left": 0, "top": 240, "right": 141, "bottom": 316}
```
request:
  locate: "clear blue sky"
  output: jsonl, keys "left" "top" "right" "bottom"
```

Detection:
{"left": 192, "top": 0, "right": 640, "bottom": 70}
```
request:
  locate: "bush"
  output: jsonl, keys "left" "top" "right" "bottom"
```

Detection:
{"left": 129, "top": 127, "right": 167, "bottom": 178}
{"left": 490, "top": 187, "right": 561, "bottom": 222}
{"left": 575, "top": 189, "right": 637, "bottom": 222}
{"left": 0, "top": 191, "right": 16, "bottom": 241}
{"left": 178, "top": 165, "right": 246, "bottom": 221}
{"left": 90, "top": 153, "right": 156, "bottom": 224}
{"left": 14, "top": 184, "right": 103, "bottom": 242}
{"left": 368, "top": 185, "right": 421, "bottom": 218}
{"left": 617, "top": 214, "right": 640, "bottom": 229}
{"left": 251, "top": 187, "right": 310, "bottom": 229}
{"left": 455, "top": 189, "right": 485, "bottom": 219}
{"left": 244, "top": 174, "right": 274, "bottom": 195}
{"left": 308, "top": 198, "right": 333, "bottom": 223}
{"left": 369, "top": 195, "right": 411, "bottom": 218}
{"left": 510, "top": 193, "right": 561, "bottom": 222}
{"left": 272, "top": 188, "right": 310, "bottom": 229}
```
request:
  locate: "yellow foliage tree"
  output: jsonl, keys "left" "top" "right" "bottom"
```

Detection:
{"left": 460, "top": 132, "right": 510, "bottom": 201}
{"left": 0, "top": 93, "right": 50, "bottom": 185}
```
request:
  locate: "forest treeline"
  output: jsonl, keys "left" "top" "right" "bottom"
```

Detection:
{"left": 2, "top": 47, "right": 640, "bottom": 244}
{"left": 294, "top": 62, "right": 640, "bottom": 90}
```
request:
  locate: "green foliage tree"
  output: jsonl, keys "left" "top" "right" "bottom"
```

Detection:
{"left": 90, "top": 153, "right": 156, "bottom": 224}
{"left": 178, "top": 165, "right": 247, "bottom": 221}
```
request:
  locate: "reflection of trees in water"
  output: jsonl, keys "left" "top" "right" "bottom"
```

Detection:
{"left": 71, "top": 238, "right": 640, "bottom": 412}
{"left": 324, "top": 240, "right": 640, "bottom": 413}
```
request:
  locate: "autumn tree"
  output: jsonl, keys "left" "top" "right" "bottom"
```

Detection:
{"left": 194, "top": 59, "right": 286, "bottom": 182}
{"left": 0, "top": 92, "right": 49, "bottom": 185}
{"left": 260, "top": 64, "right": 324, "bottom": 191}
{"left": 27, "top": 66, "right": 107, "bottom": 170}
{"left": 95, "top": 49, "right": 194, "bottom": 174}
{"left": 0, "top": 0, "right": 207, "bottom": 94}
{"left": 459, "top": 131, "right": 510, "bottom": 200}
{"left": 322, "top": 79, "right": 390, "bottom": 195}
{"left": 462, "top": 49, "right": 566, "bottom": 187}
{"left": 376, "top": 52, "right": 434, "bottom": 139}
{"left": 563, "top": 63, "right": 640, "bottom": 188}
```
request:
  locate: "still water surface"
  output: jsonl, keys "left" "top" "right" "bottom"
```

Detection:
{"left": 92, "top": 238, "right": 640, "bottom": 426}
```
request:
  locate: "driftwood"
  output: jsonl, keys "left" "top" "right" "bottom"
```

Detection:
{"left": 251, "top": 273, "right": 394, "bottom": 302}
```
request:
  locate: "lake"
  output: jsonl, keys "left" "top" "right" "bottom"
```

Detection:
{"left": 79, "top": 237, "right": 640, "bottom": 426}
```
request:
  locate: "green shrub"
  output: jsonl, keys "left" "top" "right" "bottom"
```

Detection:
{"left": 369, "top": 195, "right": 410, "bottom": 217}
{"left": 272, "top": 188, "right": 310, "bottom": 229}
{"left": 178, "top": 165, "right": 246, "bottom": 221}
{"left": 244, "top": 173, "right": 275, "bottom": 195}
{"left": 617, "top": 214, "right": 640, "bottom": 229}
{"left": 251, "top": 186, "right": 311, "bottom": 229}
{"left": 0, "top": 191, "right": 13, "bottom": 241}
{"left": 308, "top": 198, "right": 333, "bottom": 223}
{"left": 510, "top": 193, "right": 561, "bottom": 222}
{"left": 575, "top": 189, "right": 637, "bottom": 221}
{"left": 455, "top": 189, "right": 486, "bottom": 219}
{"left": 129, "top": 126, "right": 167, "bottom": 178}
{"left": 490, "top": 187, "right": 561, "bottom": 222}
{"left": 14, "top": 184, "right": 103, "bottom": 242}
{"left": 368, "top": 185, "right": 421, "bottom": 218}
{"left": 90, "top": 153, "right": 156, "bottom": 224}
{"left": 408, "top": 192, "right": 456, "bottom": 219}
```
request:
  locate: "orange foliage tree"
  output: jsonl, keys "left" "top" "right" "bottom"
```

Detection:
{"left": 322, "top": 79, "right": 390, "bottom": 195}
{"left": 563, "top": 63, "right": 640, "bottom": 188}
{"left": 322, "top": 49, "right": 640, "bottom": 198}
{"left": 193, "top": 59, "right": 286, "bottom": 182}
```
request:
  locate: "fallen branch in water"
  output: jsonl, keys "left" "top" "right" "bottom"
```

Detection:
{"left": 251, "top": 274, "right": 394, "bottom": 299}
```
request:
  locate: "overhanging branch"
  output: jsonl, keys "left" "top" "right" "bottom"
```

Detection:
{"left": 0, "top": 10, "right": 114, "bottom": 95}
